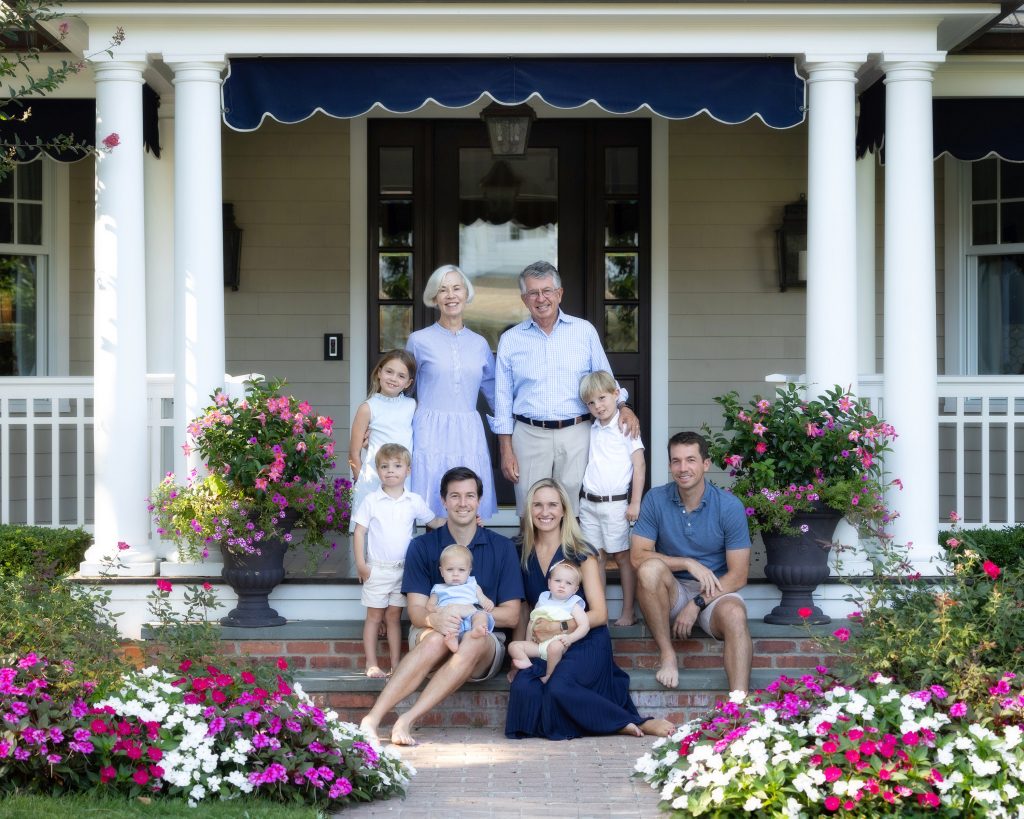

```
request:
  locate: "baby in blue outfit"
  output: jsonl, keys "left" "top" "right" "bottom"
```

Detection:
{"left": 427, "top": 544, "right": 495, "bottom": 653}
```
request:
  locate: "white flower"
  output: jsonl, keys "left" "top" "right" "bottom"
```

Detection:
{"left": 189, "top": 784, "right": 206, "bottom": 802}
{"left": 710, "top": 787, "right": 724, "bottom": 804}
{"left": 1003, "top": 725, "right": 1023, "bottom": 750}
{"left": 954, "top": 736, "right": 976, "bottom": 751}
{"left": 662, "top": 750, "right": 679, "bottom": 766}
{"left": 1004, "top": 783, "right": 1020, "bottom": 800}
{"left": 729, "top": 690, "right": 746, "bottom": 703}
{"left": 743, "top": 796, "right": 763, "bottom": 810}
{"left": 969, "top": 755, "right": 1002, "bottom": 777}
{"left": 969, "top": 723, "right": 996, "bottom": 742}
{"left": 936, "top": 746, "right": 955, "bottom": 766}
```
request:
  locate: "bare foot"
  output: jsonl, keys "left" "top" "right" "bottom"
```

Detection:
{"left": 506, "top": 667, "right": 519, "bottom": 683}
{"left": 390, "top": 716, "right": 417, "bottom": 746}
{"left": 613, "top": 613, "right": 636, "bottom": 627}
{"left": 618, "top": 722, "right": 644, "bottom": 737}
{"left": 639, "top": 718, "right": 674, "bottom": 737}
{"left": 512, "top": 657, "right": 533, "bottom": 670}
{"left": 358, "top": 717, "right": 381, "bottom": 746}
{"left": 470, "top": 623, "right": 488, "bottom": 638}
{"left": 655, "top": 656, "right": 679, "bottom": 688}
{"left": 365, "top": 666, "right": 388, "bottom": 679}
{"left": 540, "top": 674, "right": 550, "bottom": 684}
{"left": 443, "top": 632, "right": 460, "bottom": 653}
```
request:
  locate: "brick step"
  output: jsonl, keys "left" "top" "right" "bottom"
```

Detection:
{"left": 142, "top": 619, "right": 835, "bottom": 728}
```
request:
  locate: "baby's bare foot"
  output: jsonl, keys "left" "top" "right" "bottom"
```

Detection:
{"left": 470, "top": 623, "right": 488, "bottom": 638}
{"left": 512, "top": 657, "right": 532, "bottom": 670}
{"left": 443, "top": 633, "right": 460, "bottom": 653}
{"left": 540, "top": 674, "right": 550, "bottom": 684}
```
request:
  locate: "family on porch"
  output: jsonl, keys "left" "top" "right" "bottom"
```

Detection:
{"left": 350, "top": 261, "right": 752, "bottom": 746}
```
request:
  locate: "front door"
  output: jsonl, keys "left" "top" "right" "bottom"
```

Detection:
{"left": 368, "top": 118, "right": 650, "bottom": 505}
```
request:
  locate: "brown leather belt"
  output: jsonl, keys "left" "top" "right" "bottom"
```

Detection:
{"left": 581, "top": 491, "right": 629, "bottom": 503}
{"left": 513, "top": 413, "right": 592, "bottom": 430}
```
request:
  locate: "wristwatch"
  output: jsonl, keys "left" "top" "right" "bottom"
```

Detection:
{"left": 560, "top": 621, "right": 569, "bottom": 632}
{"left": 693, "top": 595, "right": 708, "bottom": 611}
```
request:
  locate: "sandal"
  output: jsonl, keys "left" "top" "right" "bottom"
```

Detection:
{"left": 365, "top": 666, "right": 388, "bottom": 679}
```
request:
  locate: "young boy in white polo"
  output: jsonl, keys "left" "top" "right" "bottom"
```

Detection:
{"left": 578, "top": 371, "right": 645, "bottom": 626}
{"left": 352, "top": 443, "right": 445, "bottom": 679}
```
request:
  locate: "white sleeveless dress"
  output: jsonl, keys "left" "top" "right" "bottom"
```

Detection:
{"left": 349, "top": 393, "right": 416, "bottom": 532}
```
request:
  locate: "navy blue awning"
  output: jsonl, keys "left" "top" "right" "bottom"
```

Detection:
{"left": 223, "top": 57, "right": 805, "bottom": 131}
{"left": 0, "top": 85, "right": 162, "bottom": 162}
{"left": 857, "top": 80, "right": 1024, "bottom": 162}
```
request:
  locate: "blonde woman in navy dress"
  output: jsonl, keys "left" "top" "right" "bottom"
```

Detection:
{"left": 406, "top": 265, "right": 497, "bottom": 519}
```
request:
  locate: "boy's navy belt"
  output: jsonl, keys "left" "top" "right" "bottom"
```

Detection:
{"left": 513, "top": 413, "right": 591, "bottom": 430}
{"left": 581, "top": 491, "right": 629, "bottom": 503}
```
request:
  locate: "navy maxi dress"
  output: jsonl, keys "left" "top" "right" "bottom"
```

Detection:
{"left": 504, "top": 547, "right": 647, "bottom": 740}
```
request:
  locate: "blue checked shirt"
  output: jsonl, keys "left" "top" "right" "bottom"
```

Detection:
{"left": 488, "top": 310, "right": 626, "bottom": 435}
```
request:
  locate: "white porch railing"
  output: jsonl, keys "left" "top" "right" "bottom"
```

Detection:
{"left": 858, "top": 375, "right": 1024, "bottom": 528}
{"left": 0, "top": 375, "right": 175, "bottom": 530}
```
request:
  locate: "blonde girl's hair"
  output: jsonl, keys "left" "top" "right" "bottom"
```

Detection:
{"left": 439, "top": 543, "right": 473, "bottom": 568}
{"left": 520, "top": 478, "right": 595, "bottom": 569}
{"left": 367, "top": 349, "right": 417, "bottom": 400}
{"left": 423, "top": 264, "right": 475, "bottom": 307}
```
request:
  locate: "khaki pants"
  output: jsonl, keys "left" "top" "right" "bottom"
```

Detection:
{"left": 512, "top": 420, "right": 591, "bottom": 516}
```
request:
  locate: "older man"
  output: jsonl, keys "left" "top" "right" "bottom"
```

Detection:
{"left": 359, "top": 467, "right": 523, "bottom": 746}
{"left": 630, "top": 431, "right": 753, "bottom": 694}
{"left": 491, "top": 260, "right": 638, "bottom": 515}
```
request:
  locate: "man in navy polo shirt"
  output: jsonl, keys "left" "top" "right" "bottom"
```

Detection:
{"left": 630, "top": 431, "right": 752, "bottom": 693}
{"left": 360, "top": 467, "right": 523, "bottom": 746}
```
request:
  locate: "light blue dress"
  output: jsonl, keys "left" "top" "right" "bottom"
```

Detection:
{"left": 406, "top": 323, "right": 497, "bottom": 519}
{"left": 349, "top": 392, "right": 416, "bottom": 532}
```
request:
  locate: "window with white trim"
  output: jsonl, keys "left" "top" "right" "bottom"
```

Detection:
{"left": 0, "top": 160, "right": 52, "bottom": 376}
{"left": 964, "top": 157, "right": 1024, "bottom": 375}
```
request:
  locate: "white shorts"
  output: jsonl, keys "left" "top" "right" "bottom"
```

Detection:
{"left": 669, "top": 577, "right": 746, "bottom": 640}
{"left": 360, "top": 560, "right": 406, "bottom": 609}
{"left": 579, "top": 496, "right": 631, "bottom": 554}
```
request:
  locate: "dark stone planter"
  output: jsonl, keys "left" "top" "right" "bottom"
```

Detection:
{"left": 762, "top": 508, "right": 843, "bottom": 626}
{"left": 220, "top": 537, "right": 289, "bottom": 627}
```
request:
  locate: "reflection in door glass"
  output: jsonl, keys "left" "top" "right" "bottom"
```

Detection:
{"left": 458, "top": 148, "right": 558, "bottom": 349}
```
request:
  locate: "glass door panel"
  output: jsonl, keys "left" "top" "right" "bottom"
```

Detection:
{"left": 458, "top": 147, "right": 559, "bottom": 348}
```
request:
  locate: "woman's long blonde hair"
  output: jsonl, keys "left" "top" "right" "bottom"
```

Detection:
{"left": 520, "top": 478, "right": 595, "bottom": 569}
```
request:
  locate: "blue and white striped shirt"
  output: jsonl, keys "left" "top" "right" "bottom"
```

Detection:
{"left": 488, "top": 310, "right": 625, "bottom": 435}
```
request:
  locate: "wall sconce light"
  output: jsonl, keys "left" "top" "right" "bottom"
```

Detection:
{"left": 480, "top": 101, "right": 536, "bottom": 157}
{"left": 223, "top": 203, "right": 243, "bottom": 291}
{"left": 776, "top": 195, "right": 807, "bottom": 292}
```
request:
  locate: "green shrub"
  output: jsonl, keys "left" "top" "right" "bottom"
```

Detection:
{"left": 0, "top": 524, "right": 92, "bottom": 577}
{"left": 828, "top": 531, "right": 1024, "bottom": 706}
{"left": 0, "top": 570, "right": 125, "bottom": 693}
{"left": 940, "top": 524, "right": 1024, "bottom": 569}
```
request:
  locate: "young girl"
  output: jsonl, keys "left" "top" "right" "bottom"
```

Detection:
{"left": 349, "top": 350, "right": 418, "bottom": 532}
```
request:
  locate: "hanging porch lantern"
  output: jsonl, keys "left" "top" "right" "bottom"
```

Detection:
{"left": 776, "top": 195, "right": 807, "bottom": 292}
{"left": 480, "top": 101, "right": 536, "bottom": 157}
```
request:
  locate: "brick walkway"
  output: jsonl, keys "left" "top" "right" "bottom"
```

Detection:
{"left": 337, "top": 727, "right": 665, "bottom": 818}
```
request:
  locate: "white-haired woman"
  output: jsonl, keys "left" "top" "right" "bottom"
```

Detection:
{"left": 406, "top": 264, "right": 497, "bottom": 519}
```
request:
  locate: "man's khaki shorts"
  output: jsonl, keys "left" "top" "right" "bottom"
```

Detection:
{"left": 407, "top": 625, "right": 506, "bottom": 682}
{"left": 668, "top": 577, "right": 746, "bottom": 640}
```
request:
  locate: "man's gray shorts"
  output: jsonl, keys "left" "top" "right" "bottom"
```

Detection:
{"left": 668, "top": 577, "right": 746, "bottom": 640}
{"left": 407, "top": 625, "right": 506, "bottom": 682}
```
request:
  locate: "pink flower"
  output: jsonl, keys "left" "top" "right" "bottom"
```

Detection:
{"left": 832, "top": 628, "right": 851, "bottom": 643}
{"left": 156, "top": 579, "right": 173, "bottom": 593}
{"left": 823, "top": 766, "right": 843, "bottom": 782}
{"left": 203, "top": 582, "right": 213, "bottom": 590}
{"left": 755, "top": 441, "right": 768, "bottom": 454}
{"left": 824, "top": 796, "right": 841, "bottom": 812}
{"left": 949, "top": 510, "right": 960, "bottom": 523}
{"left": 277, "top": 657, "right": 289, "bottom": 670}
{"left": 949, "top": 702, "right": 967, "bottom": 717}
{"left": 58, "top": 21, "right": 69, "bottom": 36}
{"left": 100, "top": 765, "right": 116, "bottom": 783}
{"left": 945, "top": 537, "right": 960, "bottom": 548}
{"left": 101, "top": 132, "right": 120, "bottom": 150}
{"left": 752, "top": 422, "right": 767, "bottom": 436}
{"left": 132, "top": 768, "right": 149, "bottom": 785}
{"left": 117, "top": 541, "right": 131, "bottom": 551}
{"left": 798, "top": 607, "right": 813, "bottom": 618}
{"left": 983, "top": 560, "right": 1001, "bottom": 580}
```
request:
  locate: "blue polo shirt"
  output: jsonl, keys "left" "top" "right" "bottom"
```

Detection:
{"left": 402, "top": 524, "right": 525, "bottom": 605}
{"left": 632, "top": 481, "right": 750, "bottom": 580}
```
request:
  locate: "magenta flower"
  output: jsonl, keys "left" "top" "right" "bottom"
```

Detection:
{"left": 101, "top": 132, "right": 120, "bottom": 150}
{"left": 949, "top": 702, "right": 967, "bottom": 717}
{"left": 983, "top": 560, "right": 1001, "bottom": 580}
{"left": 156, "top": 579, "right": 173, "bottom": 593}
{"left": 798, "top": 607, "right": 813, "bottom": 618}
{"left": 832, "top": 628, "right": 851, "bottom": 643}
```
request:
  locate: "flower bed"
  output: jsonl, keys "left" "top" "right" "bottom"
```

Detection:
{"left": 635, "top": 669, "right": 1024, "bottom": 817}
{"left": 0, "top": 654, "right": 412, "bottom": 808}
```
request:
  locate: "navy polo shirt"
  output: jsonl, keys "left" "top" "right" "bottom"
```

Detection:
{"left": 632, "top": 481, "right": 750, "bottom": 580}
{"left": 402, "top": 524, "right": 525, "bottom": 605}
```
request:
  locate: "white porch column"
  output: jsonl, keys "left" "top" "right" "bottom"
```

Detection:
{"left": 881, "top": 55, "right": 945, "bottom": 568}
{"left": 145, "top": 96, "right": 175, "bottom": 374}
{"left": 803, "top": 58, "right": 863, "bottom": 395}
{"left": 856, "top": 153, "right": 877, "bottom": 374}
{"left": 162, "top": 58, "right": 227, "bottom": 576}
{"left": 81, "top": 59, "right": 156, "bottom": 576}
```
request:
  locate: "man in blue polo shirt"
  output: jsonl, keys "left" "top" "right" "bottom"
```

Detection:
{"left": 631, "top": 431, "right": 752, "bottom": 693}
{"left": 360, "top": 467, "right": 524, "bottom": 746}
